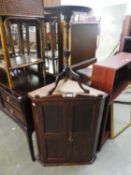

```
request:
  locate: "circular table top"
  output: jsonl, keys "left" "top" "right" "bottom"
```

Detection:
{"left": 45, "top": 5, "right": 92, "bottom": 16}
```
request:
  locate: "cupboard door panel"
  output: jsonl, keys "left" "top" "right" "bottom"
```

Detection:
{"left": 73, "top": 103, "right": 93, "bottom": 132}
{"left": 37, "top": 101, "right": 67, "bottom": 162}
{"left": 42, "top": 103, "right": 64, "bottom": 133}
{"left": 72, "top": 134, "right": 91, "bottom": 161}
{"left": 45, "top": 137, "right": 66, "bottom": 161}
{"left": 71, "top": 99, "right": 101, "bottom": 162}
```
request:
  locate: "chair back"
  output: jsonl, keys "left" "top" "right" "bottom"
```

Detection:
{"left": 119, "top": 15, "right": 131, "bottom": 52}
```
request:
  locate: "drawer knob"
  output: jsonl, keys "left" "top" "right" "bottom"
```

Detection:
{"left": 32, "top": 103, "right": 36, "bottom": 107}
{"left": 18, "top": 96, "right": 22, "bottom": 100}
{"left": 10, "top": 108, "right": 14, "bottom": 114}
{"left": 6, "top": 96, "right": 10, "bottom": 103}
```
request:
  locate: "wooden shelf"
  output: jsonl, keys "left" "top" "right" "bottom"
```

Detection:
{"left": 0, "top": 67, "right": 45, "bottom": 96}
{"left": 0, "top": 55, "right": 44, "bottom": 70}
{"left": 111, "top": 80, "right": 130, "bottom": 102}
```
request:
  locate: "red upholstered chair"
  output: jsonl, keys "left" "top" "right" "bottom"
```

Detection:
{"left": 119, "top": 15, "right": 131, "bottom": 52}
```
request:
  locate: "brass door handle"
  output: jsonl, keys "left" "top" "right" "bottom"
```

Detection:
{"left": 68, "top": 132, "right": 74, "bottom": 143}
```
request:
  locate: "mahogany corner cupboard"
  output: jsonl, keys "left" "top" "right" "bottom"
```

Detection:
{"left": 28, "top": 80, "right": 107, "bottom": 165}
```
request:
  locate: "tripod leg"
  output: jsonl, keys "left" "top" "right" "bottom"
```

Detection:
{"left": 48, "top": 70, "right": 66, "bottom": 95}
{"left": 70, "top": 68, "right": 80, "bottom": 81}
{"left": 78, "top": 80, "right": 90, "bottom": 93}
{"left": 69, "top": 68, "right": 89, "bottom": 93}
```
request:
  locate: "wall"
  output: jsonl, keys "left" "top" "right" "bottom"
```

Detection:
{"left": 96, "top": 4, "right": 127, "bottom": 60}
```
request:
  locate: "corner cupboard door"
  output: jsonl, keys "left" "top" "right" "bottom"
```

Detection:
{"left": 69, "top": 98, "right": 102, "bottom": 163}
{"left": 33, "top": 100, "right": 68, "bottom": 164}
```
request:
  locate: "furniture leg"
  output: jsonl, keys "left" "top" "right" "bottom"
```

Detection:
{"left": 48, "top": 69, "right": 66, "bottom": 95}
{"left": 26, "top": 130, "right": 35, "bottom": 161}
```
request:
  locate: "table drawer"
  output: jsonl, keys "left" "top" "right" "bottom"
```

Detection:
{"left": 4, "top": 101, "right": 26, "bottom": 125}
{"left": 1, "top": 90, "right": 22, "bottom": 113}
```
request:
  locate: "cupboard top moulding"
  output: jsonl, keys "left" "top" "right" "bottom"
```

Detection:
{"left": 91, "top": 52, "right": 131, "bottom": 102}
{"left": 0, "top": 0, "right": 44, "bottom": 18}
{"left": 28, "top": 79, "right": 106, "bottom": 99}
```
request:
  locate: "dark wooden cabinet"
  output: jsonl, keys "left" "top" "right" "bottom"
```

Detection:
{"left": 0, "top": 85, "right": 35, "bottom": 159}
{"left": 29, "top": 80, "right": 107, "bottom": 165}
{"left": 0, "top": 86, "right": 28, "bottom": 126}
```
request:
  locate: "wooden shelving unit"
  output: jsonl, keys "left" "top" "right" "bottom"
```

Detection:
{"left": 91, "top": 52, "right": 131, "bottom": 150}
{"left": 0, "top": 0, "right": 45, "bottom": 161}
